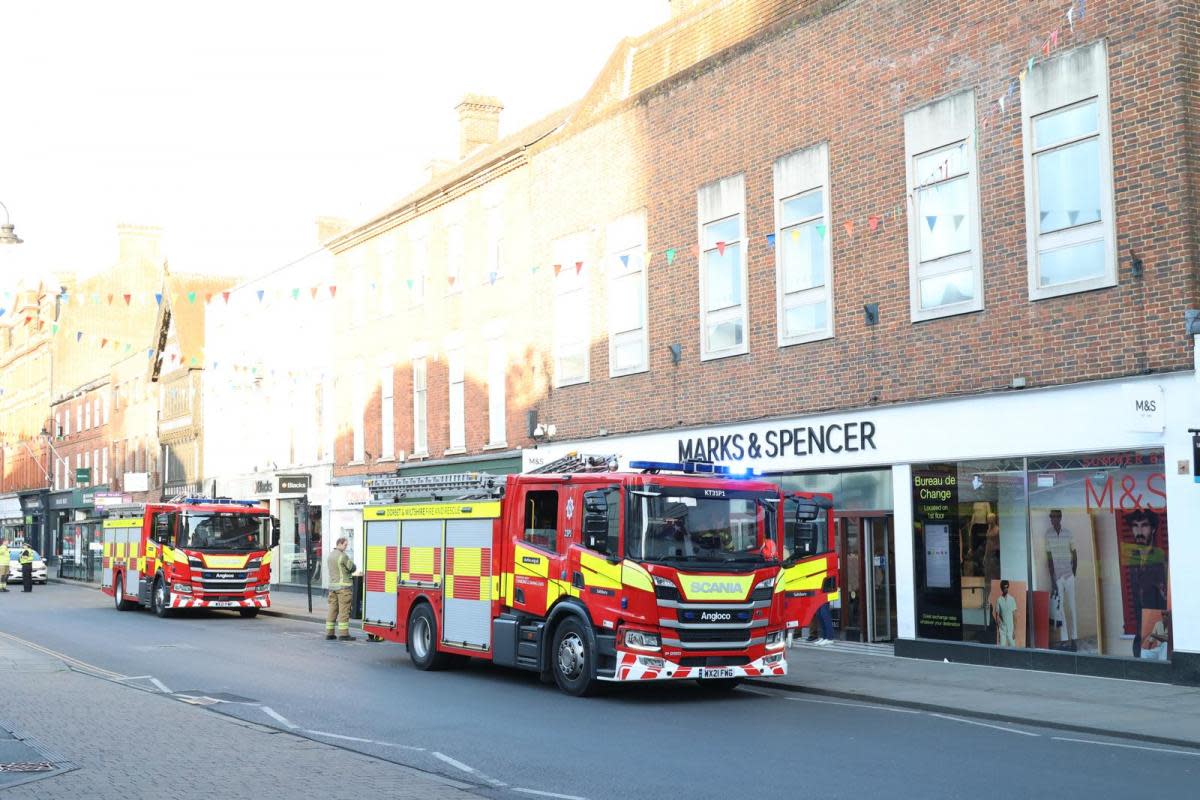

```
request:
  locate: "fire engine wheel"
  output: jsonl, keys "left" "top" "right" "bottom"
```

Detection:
{"left": 551, "top": 618, "right": 597, "bottom": 697}
{"left": 152, "top": 577, "right": 173, "bottom": 618}
{"left": 114, "top": 578, "right": 136, "bottom": 611}
{"left": 408, "top": 604, "right": 451, "bottom": 671}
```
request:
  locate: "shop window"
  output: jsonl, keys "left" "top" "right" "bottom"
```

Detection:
{"left": 523, "top": 490, "right": 559, "bottom": 552}
{"left": 912, "top": 450, "right": 1171, "bottom": 660}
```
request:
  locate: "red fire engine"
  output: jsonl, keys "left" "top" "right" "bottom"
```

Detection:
{"left": 100, "top": 497, "right": 278, "bottom": 618}
{"left": 361, "top": 455, "right": 838, "bottom": 695}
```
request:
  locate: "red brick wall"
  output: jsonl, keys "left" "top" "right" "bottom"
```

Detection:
{"left": 529, "top": 0, "right": 1198, "bottom": 442}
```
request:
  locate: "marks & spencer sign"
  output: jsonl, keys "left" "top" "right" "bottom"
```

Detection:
{"left": 677, "top": 420, "right": 877, "bottom": 463}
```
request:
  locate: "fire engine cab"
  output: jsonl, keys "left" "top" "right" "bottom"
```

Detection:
{"left": 360, "top": 455, "right": 837, "bottom": 696}
{"left": 100, "top": 497, "right": 278, "bottom": 618}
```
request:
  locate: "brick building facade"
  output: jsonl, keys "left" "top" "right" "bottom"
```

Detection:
{"left": 327, "top": 0, "right": 1199, "bottom": 681}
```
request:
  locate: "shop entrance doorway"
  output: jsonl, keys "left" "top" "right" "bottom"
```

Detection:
{"left": 835, "top": 515, "right": 896, "bottom": 642}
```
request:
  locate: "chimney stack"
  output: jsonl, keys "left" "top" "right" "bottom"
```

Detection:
{"left": 116, "top": 224, "right": 163, "bottom": 266}
{"left": 315, "top": 216, "right": 350, "bottom": 245}
{"left": 668, "top": 0, "right": 708, "bottom": 18}
{"left": 455, "top": 94, "right": 503, "bottom": 159}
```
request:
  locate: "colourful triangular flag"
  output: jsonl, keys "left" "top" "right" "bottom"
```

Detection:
{"left": 406, "top": 278, "right": 414, "bottom": 289}
{"left": 310, "top": 287, "right": 318, "bottom": 299}
{"left": 448, "top": 275, "right": 456, "bottom": 287}
{"left": 716, "top": 241, "right": 726, "bottom": 256}
{"left": 155, "top": 293, "right": 163, "bottom": 306}
{"left": 328, "top": 285, "right": 337, "bottom": 298}
{"left": 123, "top": 293, "right": 131, "bottom": 305}
{"left": 553, "top": 264, "right": 562, "bottom": 276}
{"left": 926, "top": 216, "right": 937, "bottom": 231}
{"left": 107, "top": 294, "right": 113, "bottom": 305}
{"left": 488, "top": 271, "right": 498, "bottom": 286}
{"left": 76, "top": 332, "right": 83, "bottom": 342}
{"left": 51, "top": 324, "right": 58, "bottom": 335}
{"left": 766, "top": 233, "right": 776, "bottom": 247}
{"left": 666, "top": 248, "right": 676, "bottom": 265}
{"left": 222, "top": 291, "right": 230, "bottom": 303}
{"left": 291, "top": 288, "right": 300, "bottom": 300}
{"left": 843, "top": 220, "right": 855, "bottom": 237}
{"left": 100, "top": 338, "right": 108, "bottom": 348}
{"left": 815, "top": 223, "right": 827, "bottom": 239}
{"left": 574, "top": 261, "right": 583, "bottom": 276}
{"left": 256, "top": 289, "right": 265, "bottom": 303}
{"left": 205, "top": 293, "right": 213, "bottom": 304}
{"left": 953, "top": 214, "right": 965, "bottom": 230}
{"left": 868, "top": 215, "right": 881, "bottom": 232}
{"left": 620, "top": 254, "right": 629, "bottom": 268}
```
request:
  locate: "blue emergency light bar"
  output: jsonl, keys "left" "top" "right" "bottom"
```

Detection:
{"left": 181, "top": 497, "right": 260, "bottom": 507}
{"left": 629, "top": 460, "right": 757, "bottom": 478}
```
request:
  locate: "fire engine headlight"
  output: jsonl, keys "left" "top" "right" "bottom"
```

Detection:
{"left": 765, "top": 630, "right": 786, "bottom": 650}
{"left": 754, "top": 576, "right": 777, "bottom": 591}
{"left": 255, "top": 584, "right": 270, "bottom": 593}
{"left": 623, "top": 629, "right": 661, "bottom": 651}
{"left": 172, "top": 583, "right": 193, "bottom": 594}
{"left": 651, "top": 575, "right": 675, "bottom": 589}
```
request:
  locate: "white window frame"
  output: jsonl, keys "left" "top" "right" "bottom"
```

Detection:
{"left": 379, "top": 234, "right": 396, "bottom": 318}
{"left": 606, "top": 210, "right": 649, "bottom": 376}
{"left": 84, "top": 400, "right": 91, "bottom": 430}
{"left": 102, "top": 391, "right": 109, "bottom": 424}
{"left": 102, "top": 446, "right": 108, "bottom": 485}
{"left": 411, "top": 350, "right": 428, "bottom": 457}
{"left": 379, "top": 364, "right": 395, "bottom": 460}
{"left": 773, "top": 144, "right": 835, "bottom": 345}
{"left": 62, "top": 408, "right": 69, "bottom": 437}
{"left": 446, "top": 217, "right": 464, "bottom": 294}
{"left": 904, "top": 90, "right": 983, "bottom": 321}
{"left": 1022, "top": 40, "right": 1117, "bottom": 300}
{"left": 351, "top": 248, "right": 368, "bottom": 326}
{"left": 484, "top": 324, "right": 507, "bottom": 447}
{"left": 410, "top": 222, "right": 428, "bottom": 307}
{"left": 552, "top": 231, "right": 590, "bottom": 387}
{"left": 697, "top": 174, "right": 748, "bottom": 360}
{"left": 446, "top": 336, "right": 465, "bottom": 453}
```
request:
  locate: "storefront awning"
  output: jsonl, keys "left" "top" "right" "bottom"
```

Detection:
{"left": 0, "top": 495, "right": 22, "bottom": 520}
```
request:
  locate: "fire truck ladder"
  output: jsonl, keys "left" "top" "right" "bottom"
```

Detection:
{"left": 365, "top": 472, "right": 505, "bottom": 503}
{"left": 527, "top": 452, "right": 618, "bottom": 474}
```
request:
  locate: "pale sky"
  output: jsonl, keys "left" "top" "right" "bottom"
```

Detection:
{"left": 0, "top": 0, "right": 668, "bottom": 301}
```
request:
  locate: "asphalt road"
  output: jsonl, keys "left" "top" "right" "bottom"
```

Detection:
{"left": 3, "top": 583, "right": 1198, "bottom": 800}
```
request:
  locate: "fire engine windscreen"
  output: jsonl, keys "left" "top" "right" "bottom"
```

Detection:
{"left": 183, "top": 513, "right": 270, "bottom": 551}
{"left": 627, "top": 488, "right": 770, "bottom": 563}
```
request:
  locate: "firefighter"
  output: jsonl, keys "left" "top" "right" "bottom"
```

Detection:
{"left": 324, "top": 537, "right": 357, "bottom": 641}
{"left": 18, "top": 544, "right": 34, "bottom": 593}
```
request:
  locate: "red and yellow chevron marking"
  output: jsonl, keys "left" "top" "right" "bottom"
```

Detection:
{"left": 365, "top": 544, "right": 400, "bottom": 593}
{"left": 445, "top": 547, "right": 491, "bottom": 600}
{"left": 401, "top": 546, "right": 441, "bottom": 583}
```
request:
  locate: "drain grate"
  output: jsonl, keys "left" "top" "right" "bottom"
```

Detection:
{"left": 0, "top": 762, "right": 55, "bottom": 773}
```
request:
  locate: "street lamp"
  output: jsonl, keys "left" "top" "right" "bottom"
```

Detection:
{"left": 0, "top": 201, "right": 22, "bottom": 245}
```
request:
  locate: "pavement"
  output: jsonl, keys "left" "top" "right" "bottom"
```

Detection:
{"left": 0, "top": 618, "right": 481, "bottom": 798}
{"left": 53, "top": 576, "right": 1200, "bottom": 750}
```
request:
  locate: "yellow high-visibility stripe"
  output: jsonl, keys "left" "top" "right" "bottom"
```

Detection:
{"left": 513, "top": 546, "right": 549, "bottom": 578}
{"left": 367, "top": 545, "right": 387, "bottom": 571}
{"left": 103, "top": 518, "right": 143, "bottom": 529}
{"left": 621, "top": 560, "right": 654, "bottom": 594}
{"left": 364, "top": 501, "right": 501, "bottom": 520}
{"left": 778, "top": 557, "right": 830, "bottom": 592}
{"left": 579, "top": 551, "right": 622, "bottom": 590}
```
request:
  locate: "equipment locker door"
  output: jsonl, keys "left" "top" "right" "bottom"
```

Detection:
{"left": 364, "top": 520, "right": 399, "bottom": 626}
{"left": 442, "top": 519, "right": 494, "bottom": 649}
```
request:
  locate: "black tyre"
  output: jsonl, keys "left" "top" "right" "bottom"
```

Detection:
{"left": 239, "top": 608, "right": 260, "bottom": 619}
{"left": 114, "top": 575, "right": 136, "bottom": 611}
{"left": 696, "top": 677, "right": 743, "bottom": 691}
{"left": 407, "top": 604, "right": 451, "bottom": 671}
{"left": 152, "top": 577, "right": 173, "bottom": 618}
{"left": 551, "top": 617, "right": 597, "bottom": 697}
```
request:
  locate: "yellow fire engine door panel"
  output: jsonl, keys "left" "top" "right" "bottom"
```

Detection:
{"left": 364, "top": 520, "right": 399, "bottom": 626}
{"left": 442, "top": 519, "right": 493, "bottom": 650}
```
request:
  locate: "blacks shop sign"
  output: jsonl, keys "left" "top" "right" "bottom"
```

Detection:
{"left": 277, "top": 474, "right": 311, "bottom": 494}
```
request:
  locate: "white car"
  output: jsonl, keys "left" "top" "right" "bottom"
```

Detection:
{"left": 7, "top": 547, "right": 48, "bottom": 584}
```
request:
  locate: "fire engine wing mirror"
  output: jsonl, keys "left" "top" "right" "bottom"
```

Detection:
{"left": 791, "top": 493, "right": 832, "bottom": 522}
{"left": 270, "top": 516, "right": 281, "bottom": 548}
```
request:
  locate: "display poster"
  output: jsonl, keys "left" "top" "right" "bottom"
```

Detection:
{"left": 913, "top": 467, "right": 962, "bottom": 640}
